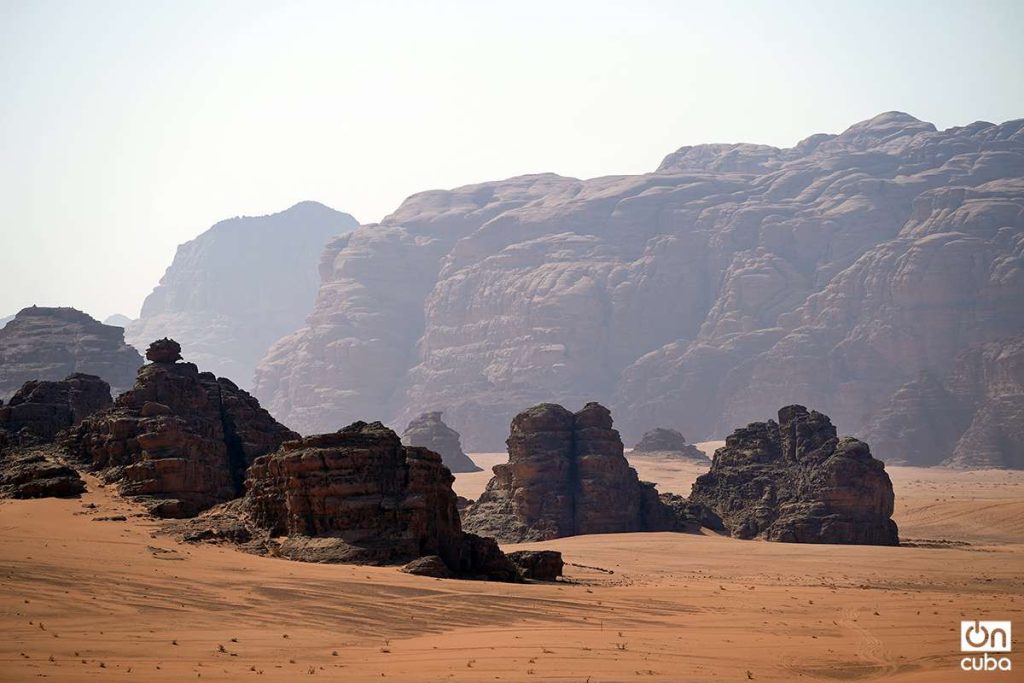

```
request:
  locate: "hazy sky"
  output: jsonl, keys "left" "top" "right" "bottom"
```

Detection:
{"left": 2, "top": 0, "right": 1022, "bottom": 321}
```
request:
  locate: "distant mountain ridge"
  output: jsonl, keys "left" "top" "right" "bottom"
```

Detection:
{"left": 252, "top": 113, "right": 1024, "bottom": 467}
{"left": 127, "top": 201, "right": 357, "bottom": 389}
{"left": 0, "top": 306, "right": 142, "bottom": 399}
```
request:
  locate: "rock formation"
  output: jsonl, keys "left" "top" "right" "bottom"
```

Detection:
{"left": 688, "top": 405, "right": 899, "bottom": 545}
{"left": 0, "top": 307, "right": 142, "bottom": 399}
{"left": 461, "top": 402, "right": 682, "bottom": 542}
{"left": 401, "top": 411, "right": 480, "bottom": 473}
{"left": 505, "top": 550, "right": 564, "bottom": 581}
{"left": 631, "top": 428, "right": 706, "bottom": 460}
{"left": 864, "top": 335, "right": 1024, "bottom": 468}
{"left": 253, "top": 114, "right": 1024, "bottom": 465}
{"left": 180, "top": 421, "right": 524, "bottom": 581}
{"left": 127, "top": 201, "right": 357, "bottom": 390}
{"left": 0, "top": 446, "right": 85, "bottom": 499}
{"left": 60, "top": 339, "right": 298, "bottom": 517}
{"left": 0, "top": 373, "right": 111, "bottom": 444}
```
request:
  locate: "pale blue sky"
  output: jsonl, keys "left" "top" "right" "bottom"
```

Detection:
{"left": 1, "top": 0, "right": 1022, "bottom": 320}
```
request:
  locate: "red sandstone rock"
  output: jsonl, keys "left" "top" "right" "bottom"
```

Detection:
{"left": 60, "top": 339, "right": 297, "bottom": 517}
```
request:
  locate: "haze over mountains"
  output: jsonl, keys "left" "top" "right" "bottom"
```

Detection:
{"left": 6, "top": 112, "right": 1020, "bottom": 468}
{"left": 125, "top": 202, "right": 357, "bottom": 389}
{"left": 245, "top": 112, "right": 1022, "bottom": 466}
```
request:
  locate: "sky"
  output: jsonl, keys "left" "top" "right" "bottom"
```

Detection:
{"left": 1, "top": 0, "right": 1022, "bottom": 321}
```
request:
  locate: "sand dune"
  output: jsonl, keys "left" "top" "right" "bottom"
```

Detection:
{"left": 1, "top": 459, "right": 1022, "bottom": 682}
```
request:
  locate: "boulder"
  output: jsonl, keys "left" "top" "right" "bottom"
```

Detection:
{"left": 60, "top": 339, "right": 297, "bottom": 517}
{"left": 631, "top": 428, "right": 706, "bottom": 460}
{"left": 400, "top": 555, "right": 453, "bottom": 578}
{"left": 688, "top": 405, "right": 899, "bottom": 545}
{"left": 461, "top": 402, "right": 683, "bottom": 542}
{"left": 0, "top": 306, "right": 142, "bottom": 399}
{"left": 506, "top": 550, "right": 564, "bottom": 581}
{"left": 401, "top": 411, "right": 481, "bottom": 472}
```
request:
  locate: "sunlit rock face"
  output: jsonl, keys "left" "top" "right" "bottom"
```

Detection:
{"left": 61, "top": 339, "right": 298, "bottom": 518}
{"left": 0, "top": 307, "right": 142, "bottom": 399}
{"left": 127, "top": 201, "right": 357, "bottom": 390}
{"left": 461, "top": 402, "right": 680, "bottom": 543}
{"left": 254, "top": 114, "right": 1024, "bottom": 463}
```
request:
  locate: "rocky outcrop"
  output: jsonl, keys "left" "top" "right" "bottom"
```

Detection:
{"left": 461, "top": 402, "right": 682, "bottom": 542}
{"left": 865, "top": 335, "right": 1024, "bottom": 468}
{"left": 0, "top": 446, "right": 85, "bottom": 499}
{"left": 631, "top": 428, "right": 706, "bottom": 460}
{"left": 127, "top": 202, "right": 357, "bottom": 390}
{"left": 0, "top": 307, "right": 142, "bottom": 399}
{"left": 401, "top": 411, "right": 480, "bottom": 473}
{"left": 689, "top": 406, "right": 898, "bottom": 545}
{"left": 506, "top": 550, "right": 564, "bottom": 581}
{"left": 0, "top": 374, "right": 111, "bottom": 445}
{"left": 253, "top": 114, "right": 1024, "bottom": 463}
{"left": 60, "top": 339, "right": 298, "bottom": 517}
{"left": 180, "top": 421, "right": 524, "bottom": 581}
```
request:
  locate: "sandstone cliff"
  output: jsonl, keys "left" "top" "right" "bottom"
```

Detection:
{"left": 127, "top": 202, "right": 356, "bottom": 390}
{"left": 253, "top": 114, "right": 1024, "bottom": 462}
{"left": 864, "top": 335, "right": 1024, "bottom": 468}
{"left": 689, "top": 405, "right": 898, "bottom": 545}
{"left": 461, "top": 402, "right": 684, "bottom": 542}
{"left": 0, "top": 307, "right": 142, "bottom": 399}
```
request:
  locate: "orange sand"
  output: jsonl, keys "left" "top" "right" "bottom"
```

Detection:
{"left": 1, "top": 449, "right": 1021, "bottom": 682}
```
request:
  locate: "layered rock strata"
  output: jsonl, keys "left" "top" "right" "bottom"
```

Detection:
{"left": 60, "top": 339, "right": 297, "bottom": 517}
{"left": 253, "top": 114, "right": 1024, "bottom": 463}
{"left": 461, "top": 402, "right": 683, "bottom": 542}
{"left": 180, "top": 421, "right": 525, "bottom": 581}
{"left": 0, "top": 307, "right": 142, "bottom": 399}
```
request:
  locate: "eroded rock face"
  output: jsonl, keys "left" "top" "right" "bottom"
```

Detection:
{"left": 0, "top": 446, "right": 85, "bottom": 499}
{"left": 127, "top": 202, "right": 357, "bottom": 390}
{"left": 254, "top": 114, "right": 1024, "bottom": 461}
{"left": 401, "top": 411, "right": 480, "bottom": 473}
{"left": 461, "top": 402, "right": 680, "bottom": 542}
{"left": 60, "top": 340, "right": 297, "bottom": 517}
{"left": 0, "top": 374, "right": 111, "bottom": 445}
{"left": 182, "top": 421, "right": 523, "bottom": 581}
{"left": 631, "top": 428, "right": 706, "bottom": 460}
{"left": 688, "top": 405, "right": 898, "bottom": 545}
{"left": 865, "top": 336, "right": 1024, "bottom": 468}
{"left": 0, "top": 307, "right": 142, "bottom": 399}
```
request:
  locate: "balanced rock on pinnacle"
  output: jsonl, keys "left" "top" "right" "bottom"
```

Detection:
{"left": 61, "top": 339, "right": 297, "bottom": 517}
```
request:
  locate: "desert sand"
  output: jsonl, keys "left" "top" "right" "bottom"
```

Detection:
{"left": 1, "top": 445, "right": 1021, "bottom": 682}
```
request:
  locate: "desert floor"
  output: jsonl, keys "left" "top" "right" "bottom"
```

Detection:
{"left": 1, "top": 444, "right": 1021, "bottom": 682}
